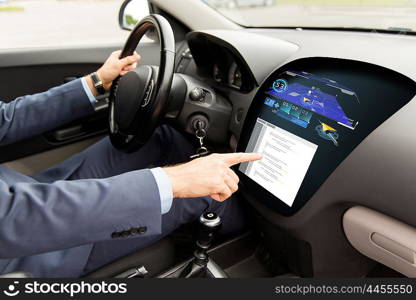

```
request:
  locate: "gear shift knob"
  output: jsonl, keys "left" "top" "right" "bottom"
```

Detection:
{"left": 197, "top": 212, "right": 222, "bottom": 249}
{"left": 177, "top": 212, "right": 223, "bottom": 278}
{"left": 200, "top": 212, "right": 221, "bottom": 227}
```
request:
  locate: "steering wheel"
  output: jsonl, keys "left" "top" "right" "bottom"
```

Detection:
{"left": 109, "top": 14, "right": 175, "bottom": 152}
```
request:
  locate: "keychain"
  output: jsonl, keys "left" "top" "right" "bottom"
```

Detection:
{"left": 190, "top": 120, "right": 210, "bottom": 159}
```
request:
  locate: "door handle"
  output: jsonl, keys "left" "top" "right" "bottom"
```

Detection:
{"left": 51, "top": 125, "right": 85, "bottom": 142}
{"left": 46, "top": 111, "right": 108, "bottom": 144}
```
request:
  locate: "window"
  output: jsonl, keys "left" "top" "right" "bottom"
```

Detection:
{"left": 0, "top": 0, "right": 145, "bottom": 50}
{"left": 202, "top": 0, "right": 416, "bottom": 33}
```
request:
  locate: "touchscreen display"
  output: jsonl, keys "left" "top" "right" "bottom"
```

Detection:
{"left": 239, "top": 69, "right": 360, "bottom": 207}
{"left": 237, "top": 58, "right": 416, "bottom": 215}
{"left": 239, "top": 118, "right": 317, "bottom": 207}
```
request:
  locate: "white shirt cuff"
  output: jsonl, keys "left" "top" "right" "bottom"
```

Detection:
{"left": 150, "top": 167, "right": 173, "bottom": 215}
{"left": 81, "top": 77, "right": 97, "bottom": 108}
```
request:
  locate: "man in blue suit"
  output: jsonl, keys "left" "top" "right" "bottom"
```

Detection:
{"left": 0, "top": 51, "right": 261, "bottom": 277}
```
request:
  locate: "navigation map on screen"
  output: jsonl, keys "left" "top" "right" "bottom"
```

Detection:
{"left": 239, "top": 70, "right": 360, "bottom": 207}
{"left": 267, "top": 71, "right": 359, "bottom": 131}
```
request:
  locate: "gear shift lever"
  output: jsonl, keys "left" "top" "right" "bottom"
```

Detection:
{"left": 179, "top": 212, "right": 222, "bottom": 278}
{"left": 194, "top": 212, "right": 221, "bottom": 263}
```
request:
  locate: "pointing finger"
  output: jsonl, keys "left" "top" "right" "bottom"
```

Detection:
{"left": 222, "top": 153, "right": 262, "bottom": 167}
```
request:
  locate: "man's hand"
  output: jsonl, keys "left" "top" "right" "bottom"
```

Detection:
{"left": 163, "top": 153, "right": 262, "bottom": 202}
{"left": 85, "top": 50, "right": 141, "bottom": 95}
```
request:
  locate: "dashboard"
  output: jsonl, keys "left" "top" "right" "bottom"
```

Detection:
{"left": 183, "top": 28, "right": 416, "bottom": 276}
{"left": 186, "top": 30, "right": 416, "bottom": 216}
{"left": 187, "top": 32, "right": 254, "bottom": 92}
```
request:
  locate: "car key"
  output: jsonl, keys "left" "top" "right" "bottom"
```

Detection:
{"left": 190, "top": 121, "right": 210, "bottom": 159}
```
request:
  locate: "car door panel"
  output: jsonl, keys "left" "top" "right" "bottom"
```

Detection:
{"left": 0, "top": 43, "right": 161, "bottom": 101}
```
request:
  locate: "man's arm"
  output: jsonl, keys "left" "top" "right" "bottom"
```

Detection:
{"left": 0, "top": 51, "right": 140, "bottom": 146}
{"left": 0, "top": 79, "right": 94, "bottom": 145}
{"left": 0, "top": 169, "right": 162, "bottom": 259}
{"left": 0, "top": 152, "right": 260, "bottom": 259}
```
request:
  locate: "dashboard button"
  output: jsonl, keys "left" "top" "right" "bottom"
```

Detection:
{"left": 189, "top": 88, "right": 205, "bottom": 102}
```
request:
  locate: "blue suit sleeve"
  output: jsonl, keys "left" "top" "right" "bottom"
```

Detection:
{"left": 0, "top": 169, "right": 162, "bottom": 259}
{"left": 0, "top": 78, "right": 95, "bottom": 145}
{"left": 150, "top": 168, "right": 173, "bottom": 215}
